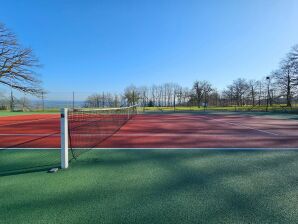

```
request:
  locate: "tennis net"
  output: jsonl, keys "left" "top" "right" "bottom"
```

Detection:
{"left": 60, "top": 105, "right": 137, "bottom": 168}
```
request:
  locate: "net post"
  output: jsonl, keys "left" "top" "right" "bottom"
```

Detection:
{"left": 60, "top": 108, "right": 69, "bottom": 169}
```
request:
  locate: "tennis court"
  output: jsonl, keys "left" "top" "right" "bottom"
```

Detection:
{"left": 1, "top": 110, "right": 298, "bottom": 223}
{"left": 1, "top": 111, "right": 298, "bottom": 149}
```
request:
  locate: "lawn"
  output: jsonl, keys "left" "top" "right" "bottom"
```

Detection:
{"left": 1, "top": 149, "right": 298, "bottom": 224}
{"left": 0, "top": 110, "right": 59, "bottom": 116}
{"left": 1, "top": 104, "right": 298, "bottom": 117}
{"left": 143, "top": 105, "right": 298, "bottom": 113}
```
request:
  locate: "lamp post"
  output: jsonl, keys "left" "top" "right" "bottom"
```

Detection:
{"left": 266, "top": 76, "right": 270, "bottom": 112}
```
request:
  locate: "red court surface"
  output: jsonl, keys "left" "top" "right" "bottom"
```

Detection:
{"left": 0, "top": 113, "right": 298, "bottom": 149}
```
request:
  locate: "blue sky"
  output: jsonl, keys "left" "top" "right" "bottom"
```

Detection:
{"left": 1, "top": 0, "right": 298, "bottom": 94}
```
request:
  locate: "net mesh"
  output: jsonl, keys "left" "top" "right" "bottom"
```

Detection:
{"left": 67, "top": 105, "right": 137, "bottom": 160}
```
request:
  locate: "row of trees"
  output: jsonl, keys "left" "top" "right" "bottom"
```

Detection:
{"left": 122, "top": 82, "right": 218, "bottom": 108}
{"left": 84, "top": 92, "right": 122, "bottom": 108}
{"left": 222, "top": 45, "right": 298, "bottom": 108}
{"left": 85, "top": 45, "right": 298, "bottom": 109}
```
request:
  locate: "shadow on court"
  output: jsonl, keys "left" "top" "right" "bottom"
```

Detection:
{"left": 72, "top": 149, "right": 298, "bottom": 223}
{"left": 1, "top": 149, "right": 298, "bottom": 223}
{"left": 0, "top": 149, "right": 60, "bottom": 177}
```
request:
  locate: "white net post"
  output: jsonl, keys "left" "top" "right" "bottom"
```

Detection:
{"left": 60, "top": 108, "right": 69, "bottom": 169}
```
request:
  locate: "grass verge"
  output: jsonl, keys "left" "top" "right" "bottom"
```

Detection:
{"left": 0, "top": 110, "right": 59, "bottom": 116}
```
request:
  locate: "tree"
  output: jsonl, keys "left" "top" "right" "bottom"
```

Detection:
{"left": 288, "top": 44, "right": 298, "bottom": 86}
{"left": 0, "top": 22, "right": 42, "bottom": 95}
{"left": 181, "top": 87, "right": 190, "bottom": 106}
{"left": 209, "top": 89, "right": 220, "bottom": 106}
{"left": 0, "top": 89, "right": 8, "bottom": 110}
{"left": 230, "top": 78, "right": 249, "bottom": 106}
{"left": 150, "top": 85, "right": 158, "bottom": 107}
{"left": 124, "top": 85, "right": 140, "bottom": 106}
{"left": 138, "top": 86, "right": 149, "bottom": 107}
{"left": 202, "top": 82, "right": 213, "bottom": 107}
{"left": 192, "top": 81, "right": 208, "bottom": 107}
{"left": 84, "top": 93, "right": 102, "bottom": 108}
{"left": 256, "top": 80, "right": 264, "bottom": 106}
{"left": 272, "top": 58, "right": 297, "bottom": 107}
{"left": 222, "top": 86, "right": 234, "bottom": 106}
{"left": 248, "top": 80, "right": 258, "bottom": 106}
{"left": 172, "top": 83, "right": 182, "bottom": 109}
{"left": 156, "top": 85, "right": 163, "bottom": 107}
{"left": 84, "top": 92, "right": 121, "bottom": 108}
{"left": 113, "top": 94, "right": 120, "bottom": 107}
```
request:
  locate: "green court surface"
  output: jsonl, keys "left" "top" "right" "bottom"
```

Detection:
{"left": 1, "top": 149, "right": 298, "bottom": 224}
{"left": 0, "top": 149, "right": 60, "bottom": 176}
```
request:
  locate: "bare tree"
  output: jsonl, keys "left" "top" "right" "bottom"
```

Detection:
{"left": 192, "top": 81, "right": 207, "bottom": 107}
{"left": 209, "top": 90, "right": 220, "bottom": 106}
{"left": 84, "top": 92, "right": 121, "bottom": 108}
{"left": 181, "top": 87, "right": 190, "bottom": 106}
{"left": 0, "top": 22, "right": 42, "bottom": 95}
{"left": 0, "top": 90, "right": 8, "bottom": 109}
{"left": 272, "top": 58, "right": 297, "bottom": 107}
{"left": 124, "top": 85, "right": 140, "bottom": 106}
{"left": 172, "top": 83, "right": 182, "bottom": 109}
{"left": 222, "top": 86, "right": 232, "bottom": 106}
{"left": 113, "top": 94, "right": 120, "bottom": 107}
{"left": 248, "top": 80, "right": 258, "bottom": 106}
{"left": 202, "top": 82, "right": 213, "bottom": 107}
{"left": 85, "top": 93, "right": 101, "bottom": 108}
{"left": 256, "top": 80, "right": 263, "bottom": 106}
{"left": 157, "top": 85, "right": 163, "bottom": 107}
{"left": 149, "top": 85, "right": 158, "bottom": 107}
{"left": 138, "top": 86, "right": 149, "bottom": 107}
{"left": 288, "top": 44, "right": 298, "bottom": 87}
{"left": 231, "top": 78, "right": 249, "bottom": 106}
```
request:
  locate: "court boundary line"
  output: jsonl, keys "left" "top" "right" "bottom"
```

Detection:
{"left": 0, "top": 133, "right": 60, "bottom": 136}
{"left": 1, "top": 133, "right": 297, "bottom": 137}
{"left": 1, "top": 147, "right": 298, "bottom": 150}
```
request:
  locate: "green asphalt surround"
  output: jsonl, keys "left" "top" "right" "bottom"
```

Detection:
{"left": 1, "top": 149, "right": 298, "bottom": 224}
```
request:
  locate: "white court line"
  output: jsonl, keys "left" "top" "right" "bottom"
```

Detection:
{"left": 79, "top": 147, "right": 298, "bottom": 150}
{"left": 0, "top": 132, "right": 293, "bottom": 137}
{"left": 0, "top": 133, "right": 60, "bottom": 137}
{"left": 1, "top": 147, "right": 297, "bottom": 150}
{"left": 0, "top": 116, "right": 58, "bottom": 127}
{"left": 0, "top": 148, "right": 60, "bottom": 150}
{"left": 199, "top": 115, "right": 279, "bottom": 136}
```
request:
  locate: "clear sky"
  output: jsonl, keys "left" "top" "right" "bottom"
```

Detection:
{"left": 1, "top": 0, "right": 298, "bottom": 94}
